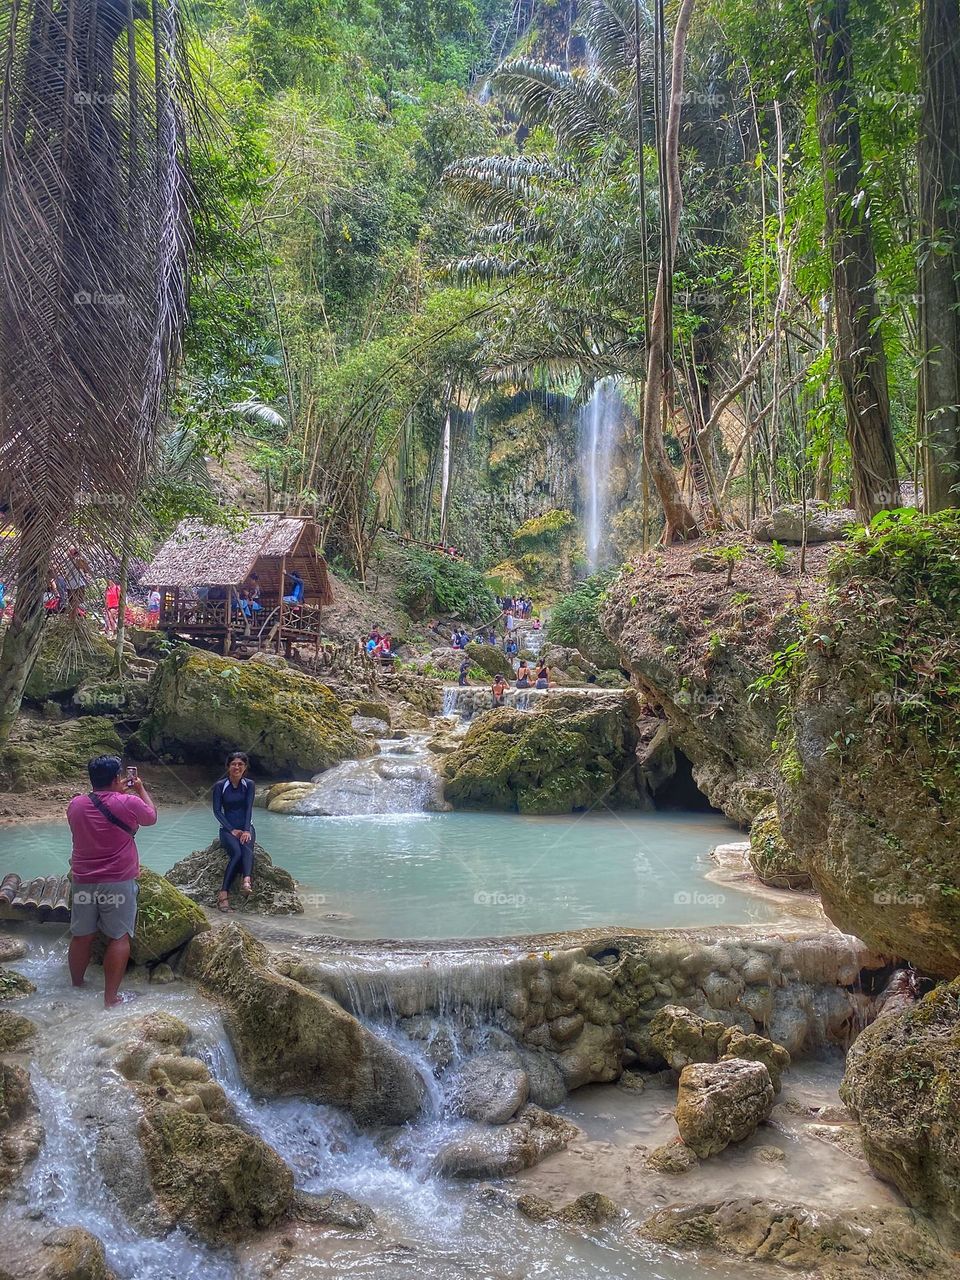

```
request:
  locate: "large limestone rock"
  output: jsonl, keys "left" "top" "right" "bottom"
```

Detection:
{"left": 776, "top": 513, "right": 960, "bottom": 975}
{"left": 0, "top": 1061, "right": 41, "bottom": 1197}
{"left": 165, "top": 841, "right": 303, "bottom": 915}
{"left": 137, "top": 647, "right": 367, "bottom": 777}
{"left": 718, "top": 1027, "right": 790, "bottom": 1094}
{"left": 185, "top": 924, "right": 426, "bottom": 1126}
{"left": 674, "top": 1059, "right": 774, "bottom": 1157}
{"left": 841, "top": 977, "right": 960, "bottom": 1244}
{"left": 450, "top": 1051, "right": 529, "bottom": 1124}
{"left": 751, "top": 502, "right": 857, "bottom": 544}
{"left": 441, "top": 689, "right": 649, "bottom": 814}
{"left": 32, "top": 1227, "right": 119, "bottom": 1280}
{"left": 464, "top": 643, "right": 514, "bottom": 678}
{"left": 602, "top": 539, "right": 830, "bottom": 824}
{"left": 649, "top": 1004, "right": 726, "bottom": 1069}
{"left": 748, "top": 803, "right": 812, "bottom": 890}
{"left": 126, "top": 868, "right": 210, "bottom": 966}
{"left": 430, "top": 1105, "right": 579, "bottom": 1178}
{"left": 110, "top": 1011, "right": 294, "bottom": 1244}
{"left": 0, "top": 1011, "right": 35, "bottom": 1052}
{"left": 0, "top": 715, "right": 122, "bottom": 790}
{"left": 641, "top": 1199, "right": 954, "bottom": 1276}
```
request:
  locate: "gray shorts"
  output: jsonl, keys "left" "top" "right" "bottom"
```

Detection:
{"left": 70, "top": 880, "right": 138, "bottom": 940}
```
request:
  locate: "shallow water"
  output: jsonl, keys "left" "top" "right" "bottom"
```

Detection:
{"left": 2, "top": 935, "right": 785, "bottom": 1280}
{"left": 2, "top": 806, "right": 779, "bottom": 939}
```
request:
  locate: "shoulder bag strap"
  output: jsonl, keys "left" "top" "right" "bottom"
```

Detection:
{"left": 87, "top": 791, "right": 135, "bottom": 836}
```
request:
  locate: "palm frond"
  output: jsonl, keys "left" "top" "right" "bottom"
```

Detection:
{"left": 0, "top": 0, "right": 194, "bottom": 587}
{"left": 493, "top": 58, "right": 626, "bottom": 153}
{"left": 229, "top": 399, "right": 287, "bottom": 429}
{"left": 442, "top": 155, "right": 573, "bottom": 220}
{"left": 579, "top": 0, "right": 653, "bottom": 83}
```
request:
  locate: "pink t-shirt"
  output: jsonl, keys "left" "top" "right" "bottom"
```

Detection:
{"left": 67, "top": 791, "right": 157, "bottom": 883}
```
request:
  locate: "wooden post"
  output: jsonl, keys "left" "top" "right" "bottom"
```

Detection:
{"left": 224, "top": 585, "right": 233, "bottom": 655}
{"left": 278, "top": 554, "right": 286, "bottom": 653}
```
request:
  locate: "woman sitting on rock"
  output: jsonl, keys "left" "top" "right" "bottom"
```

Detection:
{"left": 535, "top": 662, "right": 550, "bottom": 690}
{"left": 515, "top": 660, "right": 532, "bottom": 689}
{"left": 213, "top": 752, "right": 256, "bottom": 911}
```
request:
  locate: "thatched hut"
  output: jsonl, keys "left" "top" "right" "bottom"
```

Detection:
{"left": 141, "top": 515, "right": 333, "bottom": 653}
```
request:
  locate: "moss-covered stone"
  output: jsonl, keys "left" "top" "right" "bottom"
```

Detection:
{"left": 776, "top": 511, "right": 960, "bottom": 976}
{"left": 441, "top": 690, "right": 649, "bottom": 814}
{"left": 748, "top": 803, "right": 812, "bottom": 890}
{"left": 22, "top": 621, "right": 115, "bottom": 703}
{"left": 0, "top": 1011, "right": 36, "bottom": 1051}
{"left": 184, "top": 923, "right": 426, "bottom": 1127}
{"left": 464, "top": 643, "right": 514, "bottom": 678}
{"left": 0, "top": 715, "right": 122, "bottom": 791}
{"left": 166, "top": 841, "right": 303, "bottom": 915}
{"left": 138, "top": 1102, "right": 293, "bottom": 1243}
{"left": 128, "top": 869, "right": 210, "bottom": 966}
{"left": 138, "top": 647, "right": 367, "bottom": 777}
{"left": 841, "top": 977, "right": 960, "bottom": 1244}
{"left": 0, "top": 969, "right": 35, "bottom": 1001}
{"left": 0, "top": 1060, "right": 40, "bottom": 1197}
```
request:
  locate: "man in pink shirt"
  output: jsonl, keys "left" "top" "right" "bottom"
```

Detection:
{"left": 66, "top": 754, "right": 157, "bottom": 1007}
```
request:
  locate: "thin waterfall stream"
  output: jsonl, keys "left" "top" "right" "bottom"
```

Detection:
{"left": 581, "top": 378, "right": 624, "bottom": 574}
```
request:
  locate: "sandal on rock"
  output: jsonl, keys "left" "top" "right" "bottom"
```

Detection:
{"left": 240, "top": 877, "right": 253, "bottom": 897}
{"left": 216, "top": 891, "right": 233, "bottom": 912}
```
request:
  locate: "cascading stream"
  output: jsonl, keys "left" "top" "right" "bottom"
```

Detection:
{"left": 581, "top": 378, "right": 624, "bottom": 574}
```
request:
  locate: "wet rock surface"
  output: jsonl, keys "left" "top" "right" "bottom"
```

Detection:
{"left": 185, "top": 924, "right": 426, "bottom": 1126}
{"left": 674, "top": 1059, "right": 775, "bottom": 1158}
{"left": 748, "top": 803, "right": 812, "bottom": 891}
{"left": 640, "top": 1198, "right": 958, "bottom": 1276}
{"left": 166, "top": 841, "right": 304, "bottom": 915}
{"left": 841, "top": 976, "right": 960, "bottom": 1245}
{"left": 0, "top": 1060, "right": 41, "bottom": 1198}
{"left": 430, "top": 1105, "right": 580, "bottom": 1178}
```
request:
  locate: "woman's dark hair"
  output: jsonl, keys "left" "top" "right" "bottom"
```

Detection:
{"left": 88, "top": 755, "right": 122, "bottom": 789}
{"left": 225, "top": 751, "right": 249, "bottom": 768}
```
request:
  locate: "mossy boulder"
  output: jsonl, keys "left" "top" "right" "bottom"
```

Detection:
{"left": 32, "top": 1227, "right": 119, "bottom": 1280}
{"left": 840, "top": 977, "right": 960, "bottom": 1244}
{"left": 128, "top": 869, "right": 210, "bottom": 966}
{"left": 0, "top": 1060, "right": 41, "bottom": 1197}
{"left": 0, "top": 1011, "right": 36, "bottom": 1051}
{"left": 748, "top": 804, "right": 812, "bottom": 890}
{"left": 138, "top": 647, "right": 367, "bottom": 777}
{"left": 602, "top": 539, "right": 831, "bottom": 824}
{"left": 441, "top": 689, "right": 649, "bottom": 814}
{"left": 22, "top": 622, "right": 115, "bottom": 703}
{"left": 0, "top": 969, "right": 35, "bottom": 1001}
{"left": 675, "top": 1059, "right": 775, "bottom": 1158}
{"left": 184, "top": 923, "right": 426, "bottom": 1126}
{"left": 465, "top": 642, "right": 514, "bottom": 679}
{"left": 776, "top": 512, "right": 960, "bottom": 976}
{"left": 165, "top": 841, "right": 303, "bottom": 915}
{"left": 0, "top": 715, "right": 122, "bottom": 790}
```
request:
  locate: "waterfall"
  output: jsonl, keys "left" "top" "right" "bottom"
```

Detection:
{"left": 581, "top": 378, "right": 623, "bottom": 573}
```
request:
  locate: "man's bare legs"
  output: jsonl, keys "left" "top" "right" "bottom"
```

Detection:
{"left": 103, "top": 934, "right": 132, "bottom": 1007}
{"left": 69, "top": 932, "right": 132, "bottom": 1006}
{"left": 68, "top": 933, "right": 96, "bottom": 988}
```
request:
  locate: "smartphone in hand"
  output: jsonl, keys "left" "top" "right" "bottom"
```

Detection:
{"left": 125, "top": 766, "right": 138, "bottom": 789}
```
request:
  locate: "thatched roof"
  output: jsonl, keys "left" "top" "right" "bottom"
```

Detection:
{"left": 141, "top": 516, "right": 333, "bottom": 603}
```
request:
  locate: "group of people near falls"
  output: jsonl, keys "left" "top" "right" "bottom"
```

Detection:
{"left": 66, "top": 749, "right": 257, "bottom": 1006}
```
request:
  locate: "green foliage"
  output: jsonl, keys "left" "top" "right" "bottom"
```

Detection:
{"left": 716, "top": 543, "right": 746, "bottom": 586}
{"left": 547, "top": 571, "right": 620, "bottom": 669}
{"left": 397, "top": 548, "right": 497, "bottom": 621}
{"left": 512, "top": 508, "right": 576, "bottom": 549}
{"left": 764, "top": 541, "right": 790, "bottom": 574}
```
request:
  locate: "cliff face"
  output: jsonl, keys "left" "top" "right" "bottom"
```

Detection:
{"left": 775, "top": 512, "right": 960, "bottom": 977}
{"left": 601, "top": 539, "right": 830, "bottom": 825}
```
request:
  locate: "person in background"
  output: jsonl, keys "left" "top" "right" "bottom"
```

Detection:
{"left": 283, "top": 569, "right": 304, "bottom": 604}
{"left": 376, "top": 633, "right": 395, "bottom": 665}
{"left": 492, "top": 673, "right": 507, "bottom": 706}
{"left": 63, "top": 547, "right": 92, "bottom": 618}
{"left": 531, "top": 616, "right": 542, "bottom": 631}
{"left": 213, "top": 751, "right": 256, "bottom": 911}
{"left": 146, "top": 589, "right": 161, "bottom": 627}
{"left": 365, "top": 634, "right": 379, "bottom": 656}
{"left": 67, "top": 755, "right": 157, "bottom": 1007}
{"left": 516, "top": 659, "right": 532, "bottom": 689}
{"left": 535, "top": 661, "right": 550, "bottom": 689}
{"left": 104, "top": 580, "right": 120, "bottom": 637}
{"left": 458, "top": 656, "right": 470, "bottom": 686}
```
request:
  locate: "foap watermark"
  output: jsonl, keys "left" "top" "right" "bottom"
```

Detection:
{"left": 74, "top": 289, "right": 125, "bottom": 307}
{"left": 474, "top": 889, "right": 527, "bottom": 908}
{"left": 674, "top": 890, "right": 726, "bottom": 908}
{"left": 873, "top": 690, "right": 923, "bottom": 708}
{"left": 676, "top": 686, "right": 722, "bottom": 711}
{"left": 77, "top": 490, "right": 125, "bottom": 508}
{"left": 874, "top": 890, "right": 926, "bottom": 905}
{"left": 74, "top": 90, "right": 129, "bottom": 107}
{"left": 72, "top": 888, "right": 132, "bottom": 907}
{"left": 301, "top": 892, "right": 328, "bottom": 907}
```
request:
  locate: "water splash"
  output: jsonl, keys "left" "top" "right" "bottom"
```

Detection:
{"left": 581, "top": 379, "right": 624, "bottom": 573}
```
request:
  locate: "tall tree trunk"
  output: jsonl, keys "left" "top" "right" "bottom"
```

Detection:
{"left": 0, "top": 517, "right": 55, "bottom": 749}
{"left": 642, "top": 0, "right": 700, "bottom": 541}
{"left": 920, "top": 0, "right": 960, "bottom": 509}
{"left": 809, "top": 0, "right": 899, "bottom": 519}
